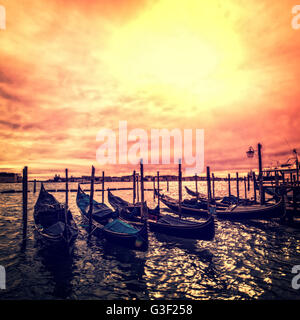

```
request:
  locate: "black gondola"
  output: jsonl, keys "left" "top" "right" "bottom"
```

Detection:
{"left": 184, "top": 186, "right": 251, "bottom": 207}
{"left": 108, "top": 190, "right": 215, "bottom": 240}
{"left": 33, "top": 184, "right": 78, "bottom": 249}
{"left": 215, "top": 197, "right": 284, "bottom": 220}
{"left": 158, "top": 192, "right": 211, "bottom": 217}
{"left": 76, "top": 185, "right": 148, "bottom": 251}
{"left": 185, "top": 186, "right": 207, "bottom": 199}
{"left": 107, "top": 188, "right": 160, "bottom": 218}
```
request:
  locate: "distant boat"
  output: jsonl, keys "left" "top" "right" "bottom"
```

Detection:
{"left": 108, "top": 190, "right": 215, "bottom": 240}
{"left": 33, "top": 184, "right": 78, "bottom": 250}
{"left": 76, "top": 185, "right": 148, "bottom": 251}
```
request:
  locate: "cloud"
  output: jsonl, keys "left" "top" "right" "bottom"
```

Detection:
{"left": 0, "top": 0, "right": 299, "bottom": 177}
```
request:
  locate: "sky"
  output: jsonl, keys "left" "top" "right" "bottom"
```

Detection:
{"left": 0, "top": 0, "right": 300, "bottom": 179}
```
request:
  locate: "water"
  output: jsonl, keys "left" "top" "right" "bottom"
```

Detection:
{"left": 0, "top": 181, "right": 299, "bottom": 300}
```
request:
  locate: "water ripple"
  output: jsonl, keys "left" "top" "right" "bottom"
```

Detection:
{"left": 0, "top": 181, "right": 299, "bottom": 300}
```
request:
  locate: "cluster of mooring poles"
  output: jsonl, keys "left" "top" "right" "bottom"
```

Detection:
{"left": 19, "top": 142, "right": 300, "bottom": 241}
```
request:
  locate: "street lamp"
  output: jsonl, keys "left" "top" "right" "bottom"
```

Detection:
{"left": 246, "top": 143, "right": 264, "bottom": 204}
{"left": 246, "top": 143, "right": 263, "bottom": 176}
{"left": 246, "top": 146, "right": 255, "bottom": 158}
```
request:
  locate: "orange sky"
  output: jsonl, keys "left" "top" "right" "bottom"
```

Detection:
{"left": 0, "top": 0, "right": 300, "bottom": 178}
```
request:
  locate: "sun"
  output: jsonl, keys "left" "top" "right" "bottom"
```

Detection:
{"left": 102, "top": 0, "right": 248, "bottom": 110}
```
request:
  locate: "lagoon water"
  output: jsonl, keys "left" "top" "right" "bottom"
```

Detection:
{"left": 0, "top": 181, "right": 299, "bottom": 300}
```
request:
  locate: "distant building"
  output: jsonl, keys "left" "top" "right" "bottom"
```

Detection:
{"left": 145, "top": 175, "right": 154, "bottom": 181}
{"left": 0, "top": 172, "right": 22, "bottom": 183}
{"left": 53, "top": 174, "right": 61, "bottom": 182}
{"left": 111, "top": 176, "right": 121, "bottom": 182}
{"left": 160, "top": 175, "right": 178, "bottom": 181}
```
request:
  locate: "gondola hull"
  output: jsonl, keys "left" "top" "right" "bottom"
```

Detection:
{"left": 216, "top": 198, "right": 284, "bottom": 220}
{"left": 102, "top": 223, "right": 148, "bottom": 251}
{"left": 159, "top": 195, "right": 210, "bottom": 217}
{"left": 108, "top": 190, "right": 159, "bottom": 217}
{"left": 119, "top": 210, "right": 215, "bottom": 240}
{"left": 109, "top": 191, "right": 215, "bottom": 240}
{"left": 33, "top": 227, "right": 77, "bottom": 255}
{"left": 33, "top": 184, "right": 78, "bottom": 251}
{"left": 76, "top": 186, "right": 148, "bottom": 251}
{"left": 151, "top": 216, "right": 214, "bottom": 240}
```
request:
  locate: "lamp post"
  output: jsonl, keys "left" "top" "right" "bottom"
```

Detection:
{"left": 246, "top": 143, "right": 264, "bottom": 204}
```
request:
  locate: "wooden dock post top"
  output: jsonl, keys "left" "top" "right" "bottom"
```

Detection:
{"left": 178, "top": 161, "right": 182, "bottom": 218}
{"left": 65, "top": 168, "right": 69, "bottom": 206}
{"left": 140, "top": 159, "right": 145, "bottom": 219}
{"left": 88, "top": 166, "right": 95, "bottom": 233}
{"left": 258, "top": 143, "right": 263, "bottom": 177}
{"left": 206, "top": 166, "right": 211, "bottom": 202}
{"left": 157, "top": 171, "right": 160, "bottom": 210}
{"left": 102, "top": 170, "right": 105, "bottom": 203}
{"left": 22, "top": 166, "right": 28, "bottom": 240}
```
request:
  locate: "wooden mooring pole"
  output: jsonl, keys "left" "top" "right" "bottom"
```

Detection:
{"left": 33, "top": 179, "right": 36, "bottom": 193}
{"left": 153, "top": 176, "right": 156, "bottom": 200}
{"left": 178, "top": 160, "right": 182, "bottom": 219}
{"left": 259, "top": 175, "right": 265, "bottom": 205}
{"left": 247, "top": 173, "right": 250, "bottom": 191}
{"left": 102, "top": 171, "right": 105, "bottom": 204}
{"left": 65, "top": 169, "right": 69, "bottom": 207}
{"left": 207, "top": 166, "right": 211, "bottom": 203}
{"left": 167, "top": 178, "right": 169, "bottom": 192}
{"left": 212, "top": 173, "right": 215, "bottom": 199}
{"left": 228, "top": 173, "right": 231, "bottom": 197}
{"left": 294, "top": 149, "right": 299, "bottom": 185}
{"left": 133, "top": 170, "right": 136, "bottom": 204}
{"left": 195, "top": 173, "right": 199, "bottom": 201}
{"left": 292, "top": 188, "right": 297, "bottom": 221}
{"left": 244, "top": 176, "right": 247, "bottom": 199}
{"left": 252, "top": 172, "right": 257, "bottom": 203}
{"left": 275, "top": 171, "right": 279, "bottom": 187}
{"left": 88, "top": 166, "right": 95, "bottom": 235}
{"left": 22, "top": 166, "right": 28, "bottom": 240}
{"left": 236, "top": 172, "right": 239, "bottom": 203}
{"left": 258, "top": 143, "right": 265, "bottom": 205}
{"left": 140, "top": 160, "right": 145, "bottom": 219}
{"left": 157, "top": 171, "right": 160, "bottom": 211}
{"left": 65, "top": 168, "right": 69, "bottom": 242}
{"left": 136, "top": 174, "right": 139, "bottom": 202}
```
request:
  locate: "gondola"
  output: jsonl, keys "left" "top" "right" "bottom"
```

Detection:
{"left": 215, "top": 197, "right": 284, "bottom": 220}
{"left": 76, "top": 185, "right": 148, "bottom": 251}
{"left": 107, "top": 188, "right": 160, "bottom": 218}
{"left": 185, "top": 186, "right": 207, "bottom": 199}
{"left": 33, "top": 184, "right": 78, "bottom": 249}
{"left": 158, "top": 192, "right": 212, "bottom": 217}
{"left": 218, "top": 195, "right": 256, "bottom": 206}
{"left": 185, "top": 186, "right": 253, "bottom": 207}
{"left": 108, "top": 190, "right": 215, "bottom": 240}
